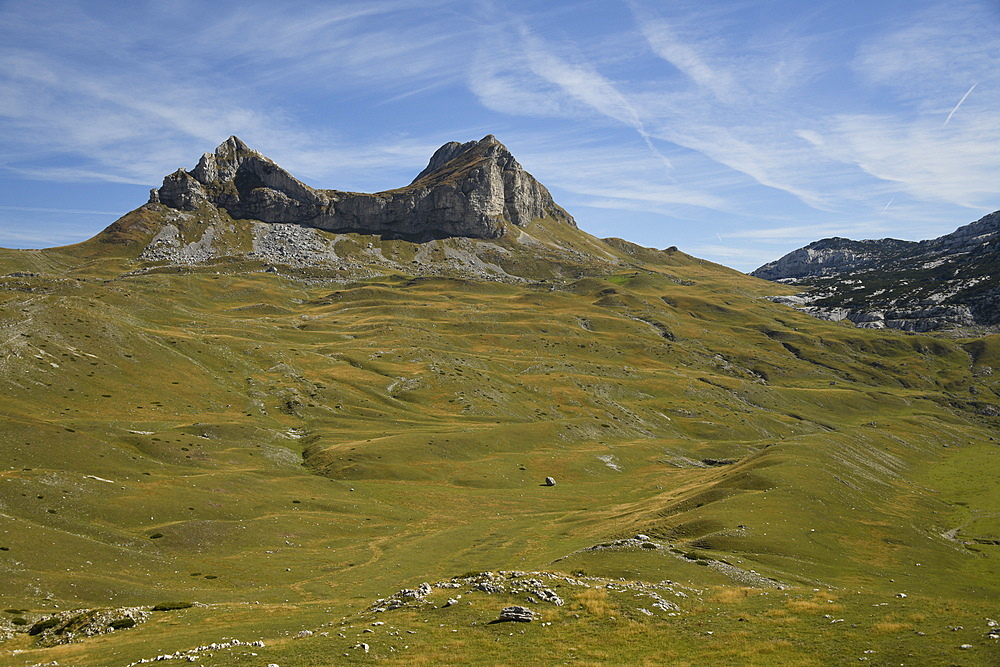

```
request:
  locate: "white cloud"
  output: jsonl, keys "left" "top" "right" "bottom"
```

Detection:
{"left": 813, "top": 112, "right": 1000, "bottom": 209}
{"left": 634, "top": 11, "right": 742, "bottom": 102}
{"left": 512, "top": 138, "right": 735, "bottom": 214}
{"left": 0, "top": 0, "right": 470, "bottom": 186}
{"left": 852, "top": 1, "right": 998, "bottom": 104}
{"left": 1, "top": 0, "right": 999, "bottom": 268}
{"left": 794, "top": 1, "right": 1000, "bottom": 210}
{"left": 468, "top": 51, "right": 577, "bottom": 120}
{"left": 520, "top": 33, "right": 646, "bottom": 132}
{"left": 469, "top": 22, "right": 676, "bottom": 171}
{"left": 628, "top": 0, "right": 1000, "bottom": 224}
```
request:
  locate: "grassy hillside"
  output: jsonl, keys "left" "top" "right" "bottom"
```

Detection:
{"left": 1, "top": 221, "right": 998, "bottom": 665}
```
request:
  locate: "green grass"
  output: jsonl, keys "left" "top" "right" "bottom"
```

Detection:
{"left": 0, "top": 216, "right": 998, "bottom": 664}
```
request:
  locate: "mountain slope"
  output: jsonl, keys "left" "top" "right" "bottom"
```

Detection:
{"left": 54, "top": 135, "right": 691, "bottom": 285}
{"left": 752, "top": 211, "right": 1000, "bottom": 331}
{"left": 0, "top": 139, "right": 998, "bottom": 665}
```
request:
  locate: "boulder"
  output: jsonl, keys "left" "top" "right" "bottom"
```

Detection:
{"left": 498, "top": 606, "right": 534, "bottom": 622}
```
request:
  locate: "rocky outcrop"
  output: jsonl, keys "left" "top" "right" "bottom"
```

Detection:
{"left": 787, "top": 303, "right": 978, "bottom": 332}
{"left": 753, "top": 211, "right": 1000, "bottom": 330}
{"left": 149, "top": 135, "right": 574, "bottom": 241}
{"left": 497, "top": 606, "right": 534, "bottom": 622}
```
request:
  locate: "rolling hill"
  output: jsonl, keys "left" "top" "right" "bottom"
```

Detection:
{"left": 1, "top": 137, "right": 998, "bottom": 665}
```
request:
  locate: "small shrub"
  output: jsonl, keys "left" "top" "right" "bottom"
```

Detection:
{"left": 108, "top": 618, "right": 136, "bottom": 630}
{"left": 12, "top": 617, "right": 28, "bottom": 625}
{"left": 28, "top": 617, "right": 61, "bottom": 635}
{"left": 151, "top": 602, "right": 193, "bottom": 611}
{"left": 149, "top": 533, "right": 164, "bottom": 539}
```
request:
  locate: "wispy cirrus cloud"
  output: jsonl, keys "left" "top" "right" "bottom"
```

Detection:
{"left": 510, "top": 135, "right": 733, "bottom": 212}
{"left": 465, "top": 0, "right": 1000, "bottom": 270}
{"left": 632, "top": 7, "right": 743, "bottom": 103}
{"left": 627, "top": 3, "right": 858, "bottom": 212}
{"left": 852, "top": 1, "right": 997, "bottom": 104}
{"left": 804, "top": 111, "right": 1000, "bottom": 209}
{"left": 473, "top": 34, "right": 673, "bottom": 174}
{"left": 633, "top": 0, "right": 1000, "bottom": 217}
{"left": 0, "top": 0, "right": 470, "bottom": 187}
{"left": 2, "top": 0, "right": 999, "bottom": 270}
{"left": 804, "top": 1, "right": 1000, "bottom": 210}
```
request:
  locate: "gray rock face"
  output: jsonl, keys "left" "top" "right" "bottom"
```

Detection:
{"left": 151, "top": 135, "right": 574, "bottom": 241}
{"left": 410, "top": 140, "right": 482, "bottom": 182}
{"left": 752, "top": 211, "right": 1000, "bottom": 330}
{"left": 751, "top": 237, "right": 917, "bottom": 281}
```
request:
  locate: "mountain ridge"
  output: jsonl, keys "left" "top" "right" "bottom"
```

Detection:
{"left": 148, "top": 134, "right": 574, "bottom": 242}
{"left": 752, "top": 210, "right": 1000, "bottom": 331}
{"left": 49, "top": 134, "right": 720, "bottom": 285}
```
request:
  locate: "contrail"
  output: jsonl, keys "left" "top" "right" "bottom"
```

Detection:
{"left": 881, "top": 195, "right": 895, "bottom": 213}
{"left": 640, "top": 132, "right": 674, "bottom": 171}
{"left": 943, "top": 83, "right": 977, "bottom": 127}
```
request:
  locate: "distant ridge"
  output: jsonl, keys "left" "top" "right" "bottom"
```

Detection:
{"left": 752, "top": 211, "right": 1000, "bottom": 331}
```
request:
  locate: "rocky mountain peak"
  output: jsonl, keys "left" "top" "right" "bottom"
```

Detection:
{"left": 409, "top": 134, "right": 517, "bottom": 184}
{"left": 147, "top": 134, "right": 572, "bottom": 241}
{"left": 189, "top": 135, "right": 256, "bottom": 184}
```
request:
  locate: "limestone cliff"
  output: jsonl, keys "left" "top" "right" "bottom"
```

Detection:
{"left": 149, "top": 135, "right": 574, "bottom": 241}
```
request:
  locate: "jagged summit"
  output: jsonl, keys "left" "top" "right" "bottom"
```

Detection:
{"left": 410, "top": 137, "right": 486, "bottom": 183}
{"left": 67, "top": 131, "right": 710, "bottom": 282}
{"left": 410, "top": 135, "right": 509, "bottom": 183}
{"left": 147, "top": 134, "right": 573, "bottom": 241}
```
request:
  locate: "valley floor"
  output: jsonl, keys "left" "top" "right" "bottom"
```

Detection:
{"left": 1, "top": 249, "right": 999, "bottom": 665}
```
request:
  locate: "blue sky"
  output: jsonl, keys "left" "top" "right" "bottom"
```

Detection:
{"left": 1, "top": 0, "right": 998, "bottom": 271}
